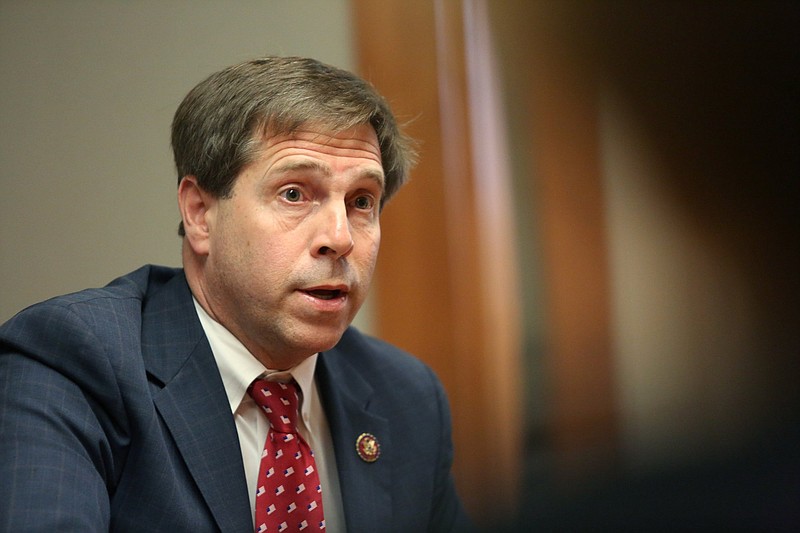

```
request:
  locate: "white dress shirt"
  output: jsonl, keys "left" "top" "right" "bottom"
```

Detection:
{"left": 193, "top": 299, "right": 345, "bottom": 532}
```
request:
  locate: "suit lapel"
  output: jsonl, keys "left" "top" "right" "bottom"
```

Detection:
{"left": 142, "top": 272, "right": 252, "bottom": 533}
{"left": 317, "top": 346, "right": 393, "bottom": 530}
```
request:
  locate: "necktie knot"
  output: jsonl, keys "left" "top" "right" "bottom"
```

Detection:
{"left": 249, "top": 379, "right": 300, "bottom": 434}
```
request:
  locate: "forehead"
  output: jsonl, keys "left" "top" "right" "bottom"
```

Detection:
{"left": 259, "top": 123, "right": 383, "bottom": 170}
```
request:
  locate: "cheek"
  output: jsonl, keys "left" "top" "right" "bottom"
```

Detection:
{"left": 357, "top": 229, "right": 381, "bottom": 273}
{"left": 261, "top": 246, "right": 295, "bottom": 271}
{"left": 251, "top": 233, "right": 306, "bottom": 279}
{"left": 373, "top": 225, "right": 381, "bottom": 248}
{"left": 369, "top": 234, "right": 381, "bottom": 264}
{"left": 371, "top": 226, "right": 381, "bottom": 257}
{"left": 239, "top": 216, "right": 290, "bottom": 264}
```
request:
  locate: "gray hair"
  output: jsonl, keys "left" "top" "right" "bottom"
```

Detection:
{"left": 172, "top": 56, "right": 416, "bottom": 235}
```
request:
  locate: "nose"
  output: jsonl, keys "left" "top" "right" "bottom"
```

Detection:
{"left": 312, "top": 200, "right": 354, "bottom": 259}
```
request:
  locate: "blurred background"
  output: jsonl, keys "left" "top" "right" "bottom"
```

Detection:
{"left": 2, "top": 0, "right": 798, "bottom": 529}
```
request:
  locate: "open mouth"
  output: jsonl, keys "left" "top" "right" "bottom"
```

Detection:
{"left": 303, "top": 289, "right": 345, "bottom": 300}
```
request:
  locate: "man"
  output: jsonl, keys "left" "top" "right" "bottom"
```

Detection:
{"left": 0, "top": 57, "right": 471, "bottom": 532}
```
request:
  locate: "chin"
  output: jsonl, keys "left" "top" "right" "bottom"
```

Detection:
{"left": 296, "top": 326, "right": 348, "bottom": 354}
{"left": 315, "top": 334, "right": 347, "bottom": 353}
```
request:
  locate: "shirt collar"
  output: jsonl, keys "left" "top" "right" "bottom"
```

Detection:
{"left": 192, "top": 298, "right": 318, "bottom": 415}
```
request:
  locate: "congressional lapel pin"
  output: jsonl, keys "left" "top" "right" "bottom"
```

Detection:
{"left": 355, "top": 433, "right": 380, "bottom": 463}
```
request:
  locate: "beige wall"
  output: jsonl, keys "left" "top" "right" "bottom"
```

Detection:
{"left": 0, "top": 0, "right": 362, "bottom": 325}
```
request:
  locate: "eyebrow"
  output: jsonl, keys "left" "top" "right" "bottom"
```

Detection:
{"left": 271, "top": 159, "right": 386, "bottom": 194}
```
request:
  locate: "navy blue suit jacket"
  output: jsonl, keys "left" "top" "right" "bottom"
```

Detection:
{"left": 0, "top": 266, "right": 470, "bottom": 532}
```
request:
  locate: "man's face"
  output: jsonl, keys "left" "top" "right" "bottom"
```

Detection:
{"left": 200, "top": 123, "right": 384, "bottom": 369}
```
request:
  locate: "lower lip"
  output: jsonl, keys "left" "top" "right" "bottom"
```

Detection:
{"left": 297, "top": 290, "right": 349, "bottom": 313}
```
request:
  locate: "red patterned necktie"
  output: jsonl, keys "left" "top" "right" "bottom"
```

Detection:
{"left": 248, "top": 379, "right": 326, "bottom": 532}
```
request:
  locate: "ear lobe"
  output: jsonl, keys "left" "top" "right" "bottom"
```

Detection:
{"left": 178, "top": 175, "right": 215, "bottom": 256}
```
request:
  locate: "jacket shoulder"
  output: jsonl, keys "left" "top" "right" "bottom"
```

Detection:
{"left": 3, "top": 265, "right": 180, "bottom": 320}
{"left": 0, "top": 265, "right": 183, "bottom": 368}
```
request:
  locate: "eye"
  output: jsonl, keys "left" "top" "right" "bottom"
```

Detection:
{"left": 352, "top": 195, "right": 375, "bottom": 210}
{"left": 279, "top": 187, "right": 303, "bottom": 202}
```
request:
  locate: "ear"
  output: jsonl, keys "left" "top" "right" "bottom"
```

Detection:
{"left": 178, "top": 175, "right": 216, "bottom": 256}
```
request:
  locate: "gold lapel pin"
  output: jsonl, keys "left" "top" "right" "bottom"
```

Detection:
{"left": 355, "top": 433, "right": 381, "bottom": 463}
